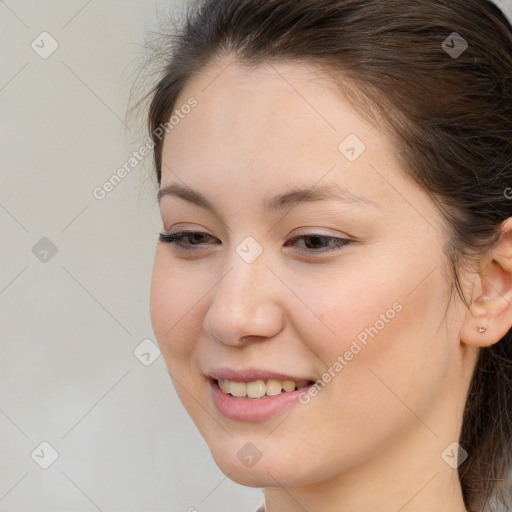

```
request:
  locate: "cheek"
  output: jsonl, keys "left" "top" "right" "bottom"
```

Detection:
{"left": 149, "top": 250, "right": 201, "bottom": 362}
{"left": 290, "top": 255, "right": 451, "bottom": 417}
{"left": 280, "top": 257, "right": 410, "bottom": 357}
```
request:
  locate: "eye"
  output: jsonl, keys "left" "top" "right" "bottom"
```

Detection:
{"left": 158, "top": 231, "right": 217, "bottom": 252}
{"left": 284, "top": 233, "right": 352, "bottom": 254}
{"left": 158, "top": 230, "right": 353, "bottom": 254}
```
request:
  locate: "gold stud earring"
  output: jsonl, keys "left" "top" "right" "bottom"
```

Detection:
{"left": 476, "top": 325, "right": 487, "bottom": 334}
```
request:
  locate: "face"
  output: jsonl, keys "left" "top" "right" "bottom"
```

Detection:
{"left": 150, "top": 59, "right": 467, "bottom": 488}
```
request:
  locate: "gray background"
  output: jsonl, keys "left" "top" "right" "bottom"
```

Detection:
{"left": 1, "top": 1, "right": 511, "bottom": 511}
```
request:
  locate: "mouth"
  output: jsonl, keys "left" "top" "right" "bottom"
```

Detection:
{"left": 213, "top": 378, "right": 314, "bottom": 399}
{"left": 208, "top": 375, "right": 317, "bottom": 422}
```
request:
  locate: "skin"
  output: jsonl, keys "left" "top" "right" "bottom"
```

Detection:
{"left": 150, "top": 58, "right": 512, "bottom": 512}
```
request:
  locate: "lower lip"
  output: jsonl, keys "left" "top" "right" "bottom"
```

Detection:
{"left": 209, "top": 379, "right": 313, "bottom": 422}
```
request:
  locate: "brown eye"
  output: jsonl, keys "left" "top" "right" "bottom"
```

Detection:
{"left": 285, "top": 234, "right": 352, "bottom": 254}
{"left": 159, "top": 231, "right": 218, "bottom": 252}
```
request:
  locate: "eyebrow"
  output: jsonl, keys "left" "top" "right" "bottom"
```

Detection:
{"left": 157, "top": 182, "right": 379, "bottom": 216}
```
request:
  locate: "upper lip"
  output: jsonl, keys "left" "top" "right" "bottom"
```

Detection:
{"left": 207, "top": 367, "right": 316, "bottom": 383}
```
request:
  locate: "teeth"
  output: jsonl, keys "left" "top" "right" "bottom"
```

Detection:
{"left": 282, "top": 380, "right": 296, "bottom": 392}
{"left": 246, "top": 380, "right": 266, "bottom": 398}
{"left": 229, "top": 381, "right": 247, "bottom": 397}
{"left": 216, "top": 378, "right": 312, "bottom": 398}
{"left": 265, "top": 379, "right": 283, "bottom": 396}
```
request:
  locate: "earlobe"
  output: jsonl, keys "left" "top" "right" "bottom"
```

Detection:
{"left": 475, "top": 323, "right": 488, "bottom": 334}
{"left": 460, "top": 217, "right": 512, "bottom": 348}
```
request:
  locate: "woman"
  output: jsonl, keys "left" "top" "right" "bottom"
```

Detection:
{"left": 143, "top": 0, "right": 512, "bottom": 510}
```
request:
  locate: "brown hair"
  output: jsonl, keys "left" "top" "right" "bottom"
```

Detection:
{"left": 143, "top": 0, "right": 512, "bottom": 509}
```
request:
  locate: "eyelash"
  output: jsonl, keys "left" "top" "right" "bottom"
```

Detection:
{"left": 158, "top": 230, "right": 353, "bottom": 255}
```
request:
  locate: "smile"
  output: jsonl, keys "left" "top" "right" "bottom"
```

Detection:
{"left": 216, "top": 378, "right": 312, "bottom": 398}
{"left": 208, "top": 377, "right": 317, "bottom": 421}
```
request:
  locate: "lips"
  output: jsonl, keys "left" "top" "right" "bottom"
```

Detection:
{"left": 207, "top": 367, "right": 316, "bottom": 383}
{"left": 205, "top": 367, "right": 318, "bottom": 421}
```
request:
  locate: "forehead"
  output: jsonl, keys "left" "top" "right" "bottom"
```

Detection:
{"left": 159, "top": 58, "right": 424, "bottom": 224}
{"left": 163, "top": 59, "right": 384, "bottom": 168}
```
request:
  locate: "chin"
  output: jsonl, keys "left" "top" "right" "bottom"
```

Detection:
{"left": 205, "top": 438, "right": 321, "bottom": 489}
{"left": 218, "top": 464, "right": 273, "bottom": 488}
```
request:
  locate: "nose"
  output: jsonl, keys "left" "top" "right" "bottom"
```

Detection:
{"left": 203, "top": 253, "right": 285, "bottom": 346}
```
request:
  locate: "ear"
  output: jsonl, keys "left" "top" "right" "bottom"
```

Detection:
{"left": 460, "top": 217, "right": 512, "bottom": 347}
